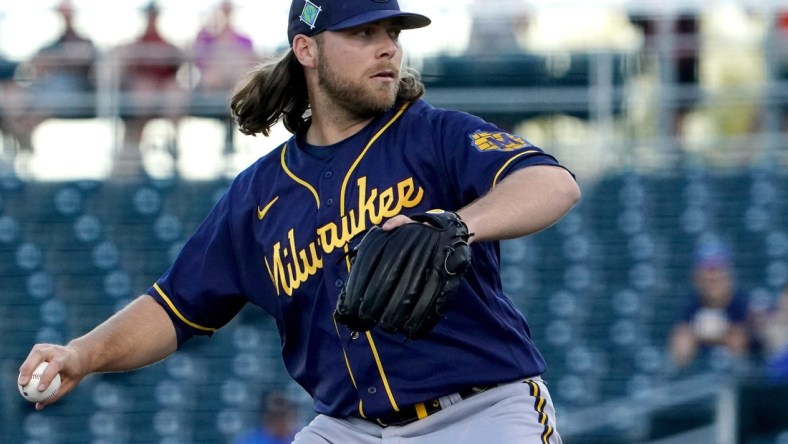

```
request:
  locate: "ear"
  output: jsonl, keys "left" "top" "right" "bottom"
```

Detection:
{"left": 292, "top": 35, "right": 318, "bottom": 69}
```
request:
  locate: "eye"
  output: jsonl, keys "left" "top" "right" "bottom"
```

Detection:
{"left": 353, "top": 26, "right": 373, "bottom": 37}
{"left": 388, "top": 29, "right": 402, "bottom": 40}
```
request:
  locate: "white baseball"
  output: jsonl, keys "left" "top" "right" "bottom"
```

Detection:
{"left": 18, "top": 362, "right": 61, "bottom": 403}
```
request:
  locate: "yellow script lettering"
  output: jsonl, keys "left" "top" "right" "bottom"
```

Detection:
{"left": 265, "top": 176, "right": 424, "bottom": 296}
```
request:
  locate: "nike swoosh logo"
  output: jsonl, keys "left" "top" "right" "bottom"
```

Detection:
{"left": 257, "top": 197, "right": 279, "bottom": 221}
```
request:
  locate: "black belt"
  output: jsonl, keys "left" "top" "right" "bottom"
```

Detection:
{"left": 374, "top": 384, "right": 498, "bottom": 427}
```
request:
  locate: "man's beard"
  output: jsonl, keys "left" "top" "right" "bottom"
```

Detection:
{"left": 317, "top": 54, "right": 399, "bottom": 119}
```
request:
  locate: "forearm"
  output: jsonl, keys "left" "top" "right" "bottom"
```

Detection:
{"left": 669, "top": 324, "right": 698, "bottom": 367}
{"left": 457, "top": 165, "right": 580, "bottom": 243}
{"left": 68, "top": 295, "right": 178, "bottom": 374}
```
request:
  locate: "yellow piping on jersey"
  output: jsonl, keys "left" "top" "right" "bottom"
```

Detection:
{"left": 492, "top": 150, "right": 540, "bottom": 188}
{"left": 152, "top": 283, "right": 216, "bottom": 332}
{"left": 336, "top": 102, "right": 410, "bottom": 413}
{"left": 333, "top": 315, "right": 367, "bottom": 418}
{"left": 366, "top": 331, "right": 400, "bottom": 412}
{"left": 333, "top": 316, "right": 359, "bottom": 389}
{"left": 281, "top": 145, "right": 320, "bottom": 209}
{"left": 339, "top": 102, "right": 411, "bottom": 213}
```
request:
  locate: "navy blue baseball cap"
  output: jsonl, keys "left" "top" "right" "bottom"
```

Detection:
{"left": 693, "top": 240, "right": 732, "bottom": 270}
{"left": 288, "top": 0, "right": 431, "bottom": 45}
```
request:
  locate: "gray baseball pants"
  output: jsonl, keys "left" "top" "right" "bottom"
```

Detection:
{"left": 292, "top": 377, "right": 562, "bottom": 444}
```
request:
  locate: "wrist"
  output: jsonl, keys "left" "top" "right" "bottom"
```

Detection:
{"left": 455, "top": 210, "right": 478, "bottom": 243}
{"left": 66, "top": 336, "right": 98, "bottom": 375}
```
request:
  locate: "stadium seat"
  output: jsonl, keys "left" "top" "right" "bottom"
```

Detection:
{"left": 73, "top": 214, "right": 104, "bottom": 244}
{"left": 0, "top": 215, "right": 21, "bottom": 246}
{"left": 88, "top": 410, "right": 129, "bottom": 443}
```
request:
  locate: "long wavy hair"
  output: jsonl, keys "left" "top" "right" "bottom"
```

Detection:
{"left": 230, "top": 48, "right": 425, "bottom": 137}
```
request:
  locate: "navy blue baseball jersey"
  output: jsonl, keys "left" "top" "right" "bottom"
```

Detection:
{"left": 148, "top": 98, "right": 570, "bottom": 420}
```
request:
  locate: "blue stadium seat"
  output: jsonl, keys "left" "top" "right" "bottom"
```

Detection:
{"left": 14, "top": 242, "right": 44, "bottom": 272}
{"left": 73, "top": 214, "right": 104, "bottom": 244}
{"left": 88, "top": 410, "right": 129, "bottom": 443}
{"left": 0, "top": 214, "right": 21, "bottom": 246}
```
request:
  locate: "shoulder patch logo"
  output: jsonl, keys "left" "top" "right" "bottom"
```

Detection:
{"left": 300, "top": 1, "right": 322, "bottom": 30}
{"left": 470, "top": 130, "right": 531, "bottom": 152}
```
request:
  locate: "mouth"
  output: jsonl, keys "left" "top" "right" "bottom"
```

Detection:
{"left": 371, "top": 70, "right": 398, "bottom": 82}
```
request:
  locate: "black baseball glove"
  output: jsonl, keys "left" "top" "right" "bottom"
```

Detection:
{"left": 334, "top": 211, "right": 472, "bottom": 340}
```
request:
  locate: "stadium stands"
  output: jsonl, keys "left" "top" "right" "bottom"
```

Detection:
{"left": 0, "top": 167, "right": 785, "bottom": 443}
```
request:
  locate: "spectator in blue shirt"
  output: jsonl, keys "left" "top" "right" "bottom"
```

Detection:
{"left": 669, "top": 240, "right": 751, "bottom": 370}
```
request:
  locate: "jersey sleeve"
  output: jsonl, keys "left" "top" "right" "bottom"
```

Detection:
{"left": 435, "top": 110, "right": 572, "bottom": 204}
{"left": 147, "top": 188, "right": 247, "bottom": 345}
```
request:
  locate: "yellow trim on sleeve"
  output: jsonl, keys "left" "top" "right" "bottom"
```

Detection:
{"left": 281, "top": 145, "right": 321, "bottom": 209}
{"left": 152, "top": 283, "right": 217, "bottom": 332}
{"left": 492, "top": 150, "right": 540, "bottom": 188}
{"left": 366, "top": 331, "right": 400, "bottom": 412}
{"left": 415, "top": 402, "right": 428, "bottom": 420}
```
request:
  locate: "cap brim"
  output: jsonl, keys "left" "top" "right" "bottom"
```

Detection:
{"left": 327, "top": 11, "right": 431, "bottom": 32}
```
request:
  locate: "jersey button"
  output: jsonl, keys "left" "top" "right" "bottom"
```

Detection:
{"left": 351, "top": 331, "right": 360, "bottom": 340}
{"left": 326, "top": 198, "right": 334, "bottom": 206}
{"left": 324, "top": 171, "right": 333, "bottom": 179}
{"left": 334, "top": 279, "right": 344, "bottom": 288}
{"left": 367, "top": 386, "right": 377, "bottom": 395}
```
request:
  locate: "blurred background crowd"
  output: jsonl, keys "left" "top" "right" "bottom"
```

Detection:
{"left": 0, "top": 0, "right": 786, "bottom": 443}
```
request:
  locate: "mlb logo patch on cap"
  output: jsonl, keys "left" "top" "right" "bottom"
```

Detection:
{"left": 300, "top": 0, "right": 322, "bottom": 30}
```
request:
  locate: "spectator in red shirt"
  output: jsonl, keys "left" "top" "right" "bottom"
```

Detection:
{"left": 1, "top": 0, "right": 97, "bottom": 154}
{"left": 113, "top": 1, "right": 186, "bottom": 178}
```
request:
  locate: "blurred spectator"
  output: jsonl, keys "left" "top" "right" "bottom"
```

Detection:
{"left": 190, "top": 0, "right": 258, "bottom": 154}
{"left": 756, "top": 285, "right": 788, "bottom": 382}
{"left": 465, "top": 0, "right": 530, "bottom": 55}
{"left": 699, "top": 5, "right": 767, "bottom": 167}
{"left": 668, "top": 240, "right": 751, "bottom": 372}
{"left": 779, "top": 10, "right": 788, "bottom": 76}
{"left": 113, "top": 1, "right": 186, "bottom": 177}
{"left": 233, "top": 390, "right": 299, "bottom": 444}
{"left": 0, "top": 0, "right": 98, "bottom": 153}
{"left": 630, "top": 11, "right": 700, "bottom": 140}
{"left": 777, "top": 10, "right": 788, "bottom": 132}
{"left": 193, "top": 0, "right": 257, "bottom": 94}
{"left": 0, "top": 56, "right": 21, "bottom": 153}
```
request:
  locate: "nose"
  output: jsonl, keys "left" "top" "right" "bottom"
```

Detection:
{"left": 377, "top": 34, "right": 399, "bottom": 59}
